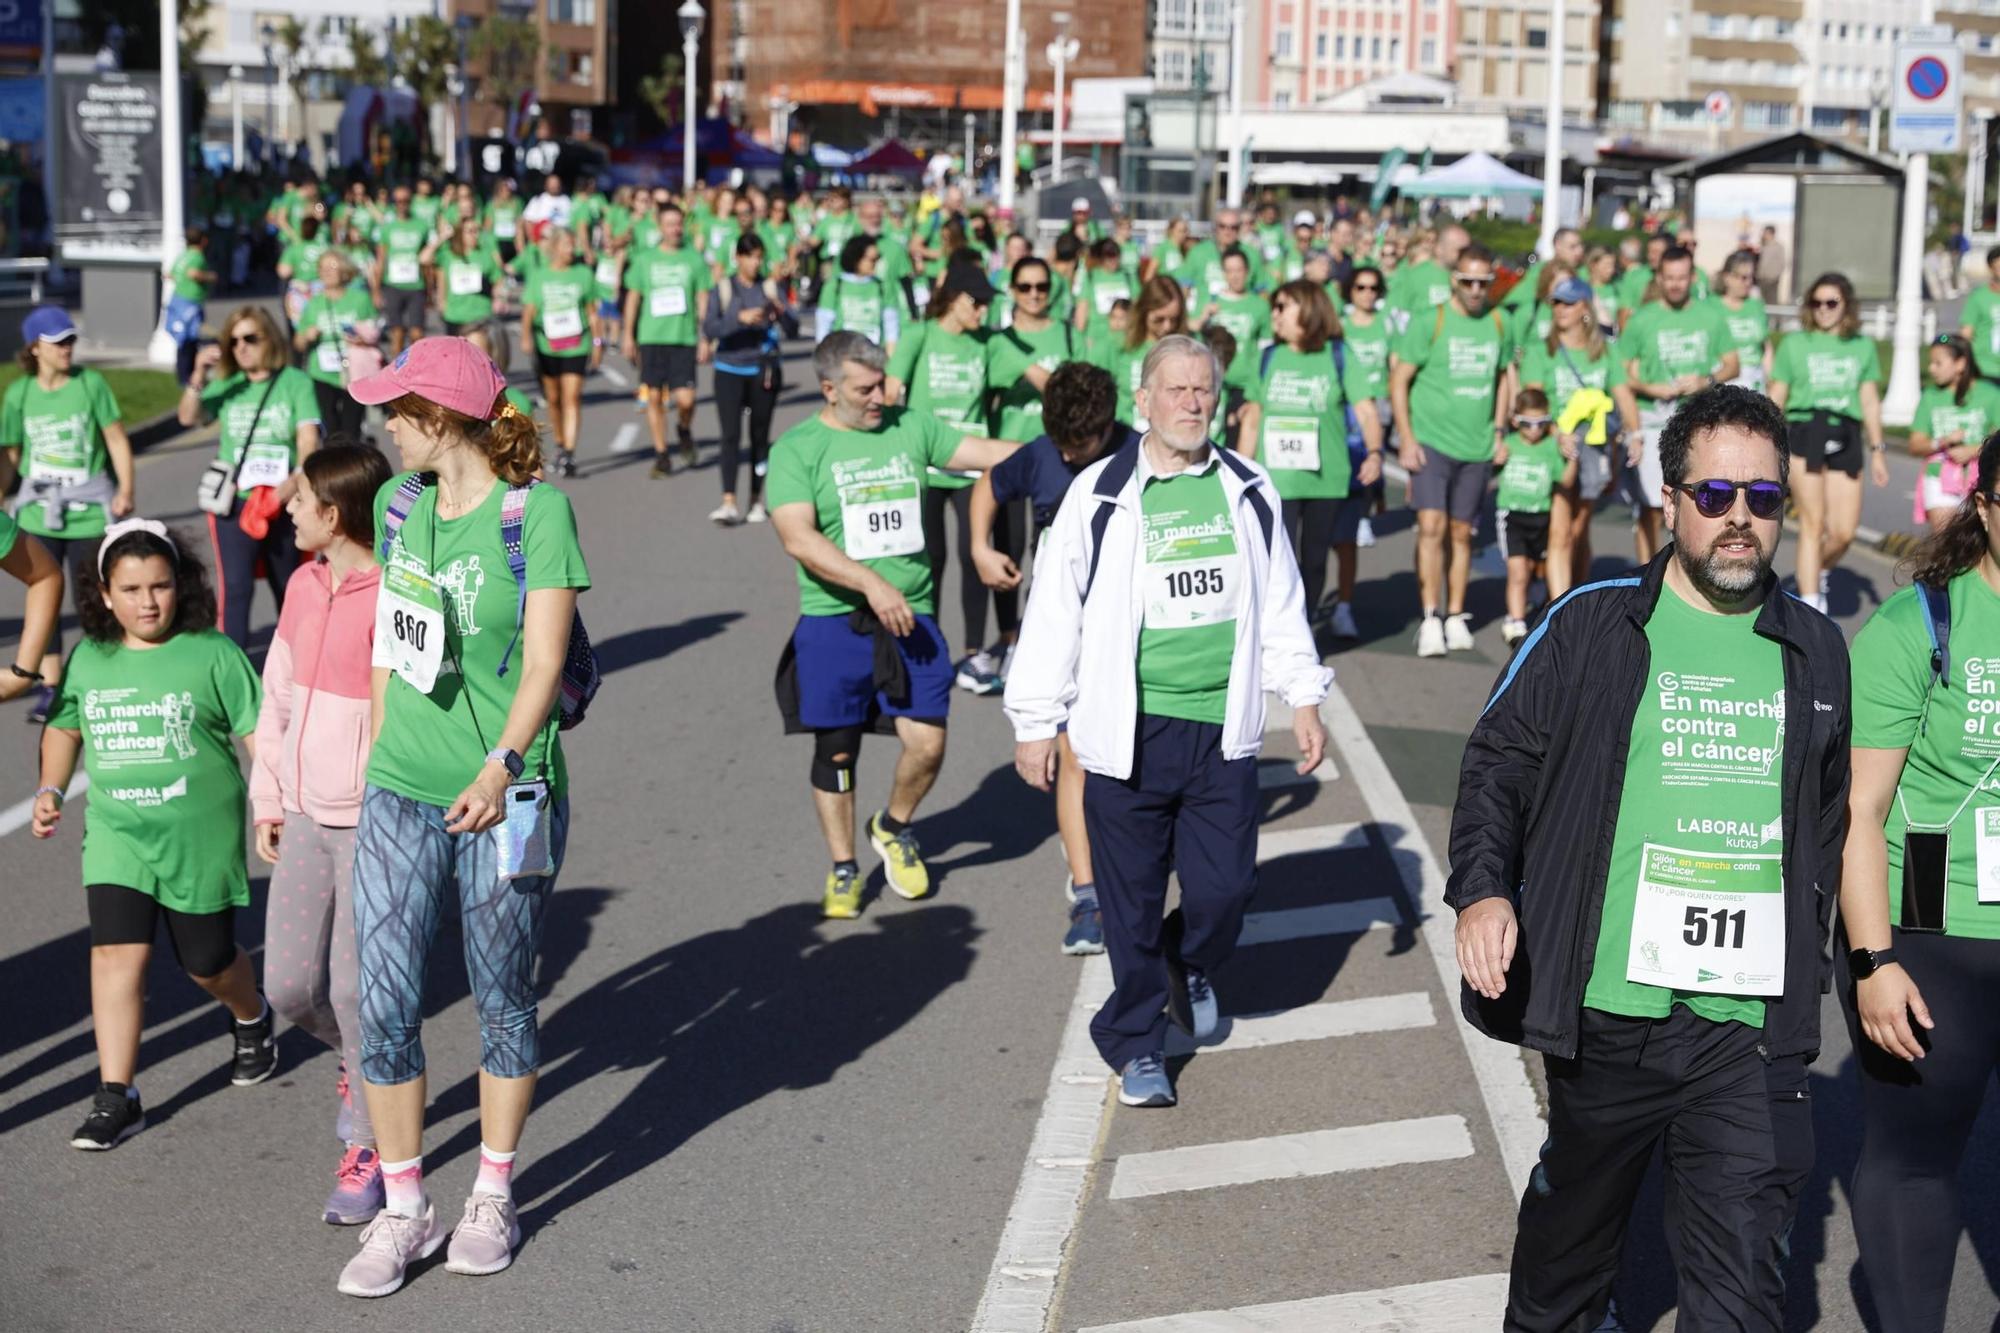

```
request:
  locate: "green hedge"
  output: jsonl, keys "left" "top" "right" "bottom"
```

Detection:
{"left": 0, "top": 366, "right": 182, "bottom": 427}
{"left": 1461, "top": 218, "right": 1640, "bottom": 264}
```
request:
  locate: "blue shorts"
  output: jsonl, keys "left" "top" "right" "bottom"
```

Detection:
{"left": 793, "top": 613, "right": 953, "bottom": 729}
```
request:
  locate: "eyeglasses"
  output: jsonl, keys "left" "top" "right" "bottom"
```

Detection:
{"left": 1350, "top": 283, "right": 1382, "bottom": 294}
{"left": 1014, "top": 281, "right": 1051, "bottom": 293}
{"left": 230, "top": 333, "right": 262, "bottom": 347}
{"left": 1671, "top": 478, "right": 1787, "bottom": 519}
{"left": 1810, "top": 298, "right": 1843, "bottom": 310}
{"left": 1512, "top": 416, "right": 1552, "bottom": 428}
{"left": 1454, "top": 275, "right": 1495, "bottom": 288}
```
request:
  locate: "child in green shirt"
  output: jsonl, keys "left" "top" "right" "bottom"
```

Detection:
{"left": 1495, "top": 388, "right": 1577, "bottom": 645}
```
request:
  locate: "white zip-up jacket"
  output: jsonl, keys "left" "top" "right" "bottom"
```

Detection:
{"left": 1004, "top": 437, "right": 1333, "bottom": 780}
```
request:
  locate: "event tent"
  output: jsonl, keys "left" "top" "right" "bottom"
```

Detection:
{"left": 1398, "top": 150, "right": 1543, "bottom": 198}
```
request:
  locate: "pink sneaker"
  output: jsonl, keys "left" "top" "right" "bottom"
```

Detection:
{"left": 445, "top": 1192, "right": 522, "bottom": 1276}
{"left": 336, "top": 1202, "right": 446, "bottom": 1298}
{"left": 324, "top": 1145, "right": 384, "bottom": 1226}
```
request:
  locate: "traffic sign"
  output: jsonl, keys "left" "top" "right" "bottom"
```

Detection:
{"left": 1705, "top": 90, "right": 1732, "bottom": 123}
{"left": 1892, "top": 34, "right": 1962, "bottom": 153}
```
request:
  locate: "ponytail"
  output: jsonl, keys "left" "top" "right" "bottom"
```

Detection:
{"left": 486, "top": 397, "right": 544, "bottom": 485}
{"left": 1908, "top": 428, "right": 2000, "bottom": 586}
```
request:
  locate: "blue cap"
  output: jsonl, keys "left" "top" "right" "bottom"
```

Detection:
{"left": 1550, "top": 275, "right": 1593, "bottom": 305}
{"left": 21, "top": 305, "right": 76, "bottom": 343}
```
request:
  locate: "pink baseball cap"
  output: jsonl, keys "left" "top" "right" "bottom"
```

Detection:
{"left": 348, "top": 336, "right": 508, "bottom": 419}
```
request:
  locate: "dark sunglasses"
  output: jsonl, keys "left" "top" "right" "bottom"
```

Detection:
{"left": 1455, "top": 275, "right": 1494, "bottom": 288}
{"left": 1810, "top": 298, "right": 1843, "bottom": 310}
{"left": 1014, "top": 281, "right": 1051, "bottom": 293}
{"left": 230, "top": 333, "right": 263, "bottom": 346}
{"left": 1351, "top": 281, "right": 1383, "bottom": 293}
{"left": 1672, "top": 478, "right": 1786, "bottom": 519}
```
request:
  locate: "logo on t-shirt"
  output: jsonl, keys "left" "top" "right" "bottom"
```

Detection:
{"left": 436, "top": 555, "right": 486, "bottom": 635}
{"left": 82, "top": 688, "right": 199, "bottom": 769}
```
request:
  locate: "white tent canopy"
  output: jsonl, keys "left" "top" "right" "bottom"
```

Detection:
{"left": 1398, "top": 150, "right": 1543, "bottom": 198}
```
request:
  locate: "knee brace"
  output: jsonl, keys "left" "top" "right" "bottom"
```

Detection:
{"left": 811, "top": 726, "right": 863, "bottom": 793}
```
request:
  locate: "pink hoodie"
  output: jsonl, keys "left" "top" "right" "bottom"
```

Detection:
{"left": 251, "top": 559, "right": 381, "bottom": 828}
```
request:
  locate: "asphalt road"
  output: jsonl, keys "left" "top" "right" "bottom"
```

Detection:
{"left": 1, "top": 340, "right": 1997, "bottom": 1332}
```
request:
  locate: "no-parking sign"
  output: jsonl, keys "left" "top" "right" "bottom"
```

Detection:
{"left": 1891, "top": 31, "right": 1962, "bottom": 153}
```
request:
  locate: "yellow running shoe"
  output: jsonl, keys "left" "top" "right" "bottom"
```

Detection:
{"left": 868, "top": 812, "right": 931, "bottom": 900}
{"left": 822, "top": 864, "right": 863, "bottom": 919}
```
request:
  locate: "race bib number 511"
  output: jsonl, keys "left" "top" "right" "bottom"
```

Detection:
{"left": 1625, "top": 844, "right": 1785, "bottom": 995}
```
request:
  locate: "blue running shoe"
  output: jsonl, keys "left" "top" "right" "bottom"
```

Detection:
{"left": 1062, "top": 896, "right": 1104, "bottom": 955}
{"left": 1184, "top": 968, "right": 1218, "bottom": 1040}
{"left": 1118, "top": 1053, "right": 1176, "bottom": 1108}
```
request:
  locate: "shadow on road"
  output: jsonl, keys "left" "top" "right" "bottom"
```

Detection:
{"left": 591, "top": 612, "right": 745, "bottom": 675}
{"left": 419, "top": 900, "right": 981, "bottom": 1234}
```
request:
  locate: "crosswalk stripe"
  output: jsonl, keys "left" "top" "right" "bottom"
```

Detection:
{"left": 1255, "top": 757, "right": 1340, "bottom": 789}
{"left": 1108, "top": 1114, "right": 1473, "bottom": 1200}
{"left": 608, "top": 423, "right": 642, "bottom": 454}
{"left": 1164, "top": 992, "right": 1434, "bottom": 1057}
{"left": 0, "top": 772, "right": 88, "bottom": 840}
{"left": 1075, "top": 1272, "right": 1510, "bottom": 1332}
{"left": 599, "top": 364, "right": 631, "bottom": 388}
{"left": 1255, "top": 822, "right": 1366, "bottom": 860}
{"left": 1237, "top": 898, "right": 1402, "bottom": 945}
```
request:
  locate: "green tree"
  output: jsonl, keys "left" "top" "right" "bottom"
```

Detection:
{"left": 391, "top": 14, "right": 457, "bottom": 107}
{"left": 637, "top": 49, "right": 686, "bottom": 131}
{"left": 343, "top": 24, "right": 390, "bottom": 90}
{"left": 274, "top": 17, "right": 313, "bottom": 145}
{"left": 469, "top": 16, "right": 538, "bottom": 123}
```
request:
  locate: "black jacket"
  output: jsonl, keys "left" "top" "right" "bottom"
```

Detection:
{"left": 1445, "top": 550, "right": 1851, "bottom": 1061}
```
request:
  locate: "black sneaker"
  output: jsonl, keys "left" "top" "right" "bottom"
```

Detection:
{"left": 70, "top": 1083, "right": 145, "bottom": 1150}
{"left": 678, "top": 426, "right": 698, "bottom": 467}
{"left": 231, "top": 1001, "right": 277, "bottom": 1086}
{"left": 556, "top": 452, "right": 578, "bottom": 479}
{"left": 25, "top": 684, "right": 54, "bottom": 725}
{"left": 650, "top": 454, "right": 674, "bottom": 479}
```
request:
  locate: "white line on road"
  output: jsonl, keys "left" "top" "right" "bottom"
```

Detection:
{"left": 1075, "top": 1272, "right": 1510, "bottom": 1333}
{"left": 1236, "top": 898, "right": 1402, "bottom": 946}
{"left": 599, "top": 364, "right": 630, "bottom": 388}
{"left": 1319, "top": 680, "right": 1546, "bottom": 1192}
{"left": 1107, "top": 1114, "right": 1473, "bottom": 1200}
{"left": 0, "top": 772, "right": 88, "bottom": 839}
{"left": 967, "top": 952, "right": 1115, "bottom": 1333}
{"left": 1254, "top": 821, "right": 1366, "bottom": 860}
{"left": 608, "top": 423, "right": 642, "bottom": 454}
{"left": 1165, "top": 992, "right": 1435, "bottom": 1057}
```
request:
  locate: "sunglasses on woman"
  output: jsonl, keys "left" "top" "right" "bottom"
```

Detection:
{"left": 1014, "top": 281, "right": 1051, "bottom": 293}
{"left": 1351, "top": 281, "right": 1382, "bottom": 294}
{"left": 231, "top": 333, "right": 262, "bottom": 346}
{"left": 1810, "top": 298, "right": 1843, "bottom": 310}
{"left": 1671, "top": 478, "right": 1787, "bottom": 519}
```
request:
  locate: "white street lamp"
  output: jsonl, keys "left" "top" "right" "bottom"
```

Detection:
{"left": 1046, "top": 12, "right": 1079, "bottom": 189}
{"left": 998, "top": 0, "right": 1023, "bottom": 219}
{"left": 1883, "top": 0, "right": 1938, "bottom": 428}
{"left": 679, "top": 0, "right": 705, "bottom": 193}
{"left": 1225, "top": 0, "right": 1246, "bottom": 207}
{"left": 1534, "top": 0, "right": 1566, "bottom": 259}
{"left": 231, "top": 65, "right": 245, "bottom": 169}
{"left": 260, "top": 22, "right": 276, "bottom": 164}
{"left": 151, "top": 0, "right": 187, "bottom": 367}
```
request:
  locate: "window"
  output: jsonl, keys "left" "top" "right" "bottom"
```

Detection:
{"left": 1160, "top": 0, "right": 1191, "bottom": 32}
{"left": 1315, "top": 32, "right": 1327, "bottom": 57}
{"left": 1837, "top": 23, "right": 1849, "bottom": 39}
{"left": 1607, "top": 99, "right": 1647, "bottom": 127}
{"left": 573, "top": 53, "right": 594, "bottom": 84}
{"left": 549, "top": 0, "right": 594, "bottom": 23}
{"left": 1658, "top": 99, "right": 1706, "bottom": 128}
{"left": 1526, "top": 26, "right": 1547, "bottom": 48}
{"left": 1158, "top": 48, "right": 1188, "bottom": 85}
{"left": 1821, "top": 22, "right": 1833, "bottom": 38}
{"left": 1370, "top": 35, "right": 1381, "bottom": 58}
{"left": 1664, "top": 13, "right": 1679, "bottom": 37}
{"left": 1744, "top": 101, "right": 1793, "bottom": 130}
{"left": 1275, "top": 90, "right": 1292, "bottom": 107}
{"left": 1198, "top": 0, "right": 1227, "bottom": 38}
{"left": 1772, "top": 18, "right": 1794, "bottom": 37}
{"left": 1388, "top": 36, "right": 1399, "bottom": 62}
{"left": 1335, "top": 34, "right": 1346, "bottom": 57}
{"left": 1812, "top": 106, "right": 1849, "bottom": 131}
{"left": 1420, "top": 37, "right": 1436, "bottom": 65}
{"left": 1275, "top": 28, "right": 1293, "bottom": 57}
{"left": 1704, "top": 14, "right": 1729, "bottom": 36}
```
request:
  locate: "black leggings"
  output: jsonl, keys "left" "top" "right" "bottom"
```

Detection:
{"left": 1283, "top": 498, "right": 1338, "bottom": 617}
{"left": 713, "top": 368, "right": 776, "bottom": 499}
{"left": 924, "top": 486, "right": 1023, "bottom": 652}
{"left": 208, "top": 499, "right": 301, "bottom": 649}
{"left": 313, "top": 378, "right": 366, "bottom": 445}
{"left": 86, "top": 884, "right": 238, "bottom": 978}
{"left": 1841, "top": 928, "right": 2000, "bottom": 1332}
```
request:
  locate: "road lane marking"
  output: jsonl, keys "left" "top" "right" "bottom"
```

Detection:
{"left": 599, "top": 364, "right": 630, "bottom": 388}
{"left": 1107, "top": 1114, "right": 1473, "bottom": 1200}
{"left": 1318, "top": 680, "right": 1546, "bottom": 1192}
{"left": 1236, "top": 898, "right": 1402, "bottom": 946}
{"left": 1164, "top": 992, "right": 1435, "bottom": 1057}
{"left": 609, "top": 423, "right": 642, "bottom": 454}
{"left": 0, "top": 772, "right": 88, "bottom": 839}
{"left": 1075, "top": 1272, "right": 1510, "bottom": 1333}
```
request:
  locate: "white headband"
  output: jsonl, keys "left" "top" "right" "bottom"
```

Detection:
{"left": 98, "top": 518, "right": 177, "bottom": 580}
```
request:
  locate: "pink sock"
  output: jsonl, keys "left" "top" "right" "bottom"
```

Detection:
{"left": 473, "top": 1145, "right": 517, "bottom": 1201}
{"left": 379, "top": 1155, "right": 425, "bottom": 1216}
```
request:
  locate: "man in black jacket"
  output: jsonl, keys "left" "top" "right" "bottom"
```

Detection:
{"left": 1447, "top": 385, "right": 1850, "bottom": 1332}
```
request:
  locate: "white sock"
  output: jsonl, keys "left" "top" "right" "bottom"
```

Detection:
{"left": 380, "top": 1155, "right": 425, "bottom": 1215}
{"left": 473, "top": 1144, "right": 518, "bottom": 1201}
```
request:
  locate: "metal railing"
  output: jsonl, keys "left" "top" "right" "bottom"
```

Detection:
{"left": 0, "top": 258, "right": 50, "bottom": 305}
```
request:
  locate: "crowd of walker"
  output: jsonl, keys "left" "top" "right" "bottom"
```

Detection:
{"left": 5, "top": 165, "right": 2000, "bottom": 1329}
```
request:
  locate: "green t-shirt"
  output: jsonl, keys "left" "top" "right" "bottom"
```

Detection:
{"left": 1175, "top": 240, "right": 1261, "bottom": 301}
{"left": 1617, "top": 264, "right": 1655, "bottom": 313}
{"left": 0, "top": 506, "right": 14, "bottom": 558}
{"left": 1387, "top": 260, "right": 1452, "bottom": 326}
{"left": 296, "top": 287, "right": 381, "bottom": 388}
{"left": 828, "top": 273, "right": 892, "bottom": 344}
{"left": 1494, "top": 432, "right": 1563, "bottom": 514}
{"left": 409, "top": 195, "right": 442, "bottom": 231}
{"left": 438, "top": 248, "right": 502, "bottom": 327}
{"left": 1770, "top": 330, "right": 1881, "bottom": 422}
{"left": 1339, "top": 314, "right": 1392, "bottom": 402}
{"left": 0, "top": 369, "right": 123, "bottom": 538}
{"left": 380, "top": 218, "right": 432, "bottom": 290}
{"left": 367, "top": 475, "right": 592, "bottom": 808}
{"left": 279, "top": 238, "right": 330, "bottom": 281}
{"left": 1096, "top": 337, "right": 1154, "bottom": 431}
{"left": 522, "top": 265, "right": 596, "bottom": 357}
{"left": 1078, "top": 268, "right": 1138, "bottom": 336}
{"left": 1206, "top": 292, "right": 1271, "bottom": 391}
{"left": 1395, "top": 305, "right": 1510, "bottom": 462}
{"left": 1247, "top": 343, "right": 1352, "bottom": 500}
{"left": 169, "top": 249, "right": 211, "bottom": 303}
{"left": 1963, "top": 285, "right": 2000, "bottom": 379}
{"left": 887, "top": 324, "right": 990, "bottom": 491}
{"left": 1852, "top": 572, "right": 2000, "bottom": 939}
{"left": 1509, "top": 302, "right": 1555, "bottom": 361}
{"left": 1586, "top": 582, "right": 1787, "bottom": 1026}
{"left": 625, "top": 246, "right": 712, "bottom": 346}
{"left": 816, "top": 212, "right": 859, "bottom": 263}
{"left": 47, "top": 630, "right": 262, "bottom": 913}
{"left": 1136, "top": 462, "right": 1238, "bottom": 725}
{"left": 1501, "top": 262, "right": 1543, "bottom": 311}
{"left": 1913, "top": 380, "right": 2000, "bottom": 451}
{"left": 764, "top": 409, "right": 963, "bottom": 616}
{"left": 484, "top": 199, "right": 523, "bottom": 243}
{"left": 1718, "top": 297, "right": 1769, "bottom": 363}
{"left": 1620, "top": 299, "right": 1733, "bottom": 387}
{"left": 571, "top": 193, "right": 608, "bottom": 242}
{"left": 199, "top": 368, "right": 321, "bottom": 494}
{"left": 702, "top": 219, "right": 742, "bottom": 270}
{"left": 1519, "top": 336, "right": 1629, "bottom": 406}
{"left": 986, "top": 321, "right": 1075, "bottom": 443}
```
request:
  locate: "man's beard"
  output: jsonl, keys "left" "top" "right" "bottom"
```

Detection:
{"left": 1675, "top": 523, "right": 1771, "bottom": 604}
{"left": 1153, "top": 418, "right": 1211, "bottom": 454}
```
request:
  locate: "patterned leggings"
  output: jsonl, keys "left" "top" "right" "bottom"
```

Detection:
{"left": 263, "top": 817, "right": 372, "bottom": 1143}
{"left": 351, "top": 784, "right": 570, "bottom": 1085}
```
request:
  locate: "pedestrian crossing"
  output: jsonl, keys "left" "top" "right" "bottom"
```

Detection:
{"left": 971, "top": 678, "right": 1537, "bottom": 1333}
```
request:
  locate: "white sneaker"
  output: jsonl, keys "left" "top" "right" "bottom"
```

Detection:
{"left": 1356, "top": 517, "right": 1377, "bottom": 548}
{"left": 1445, "top": 613, "right": 1476, "bottom": 651}
{"left": 1502, "top": 617, "right": 1528, "bottom": 645}
{"left": 708, "top": 500, "right": 742, "bottom": 526}
{"left": 1805, "top": 592, "right": 1829, "bottom": 615}
{"left": 1818, "top": 570, "right": 1830, "bottom": 598}
{"left": 1416, "top": 614, "right": 1447, "bottom": 658}
{"left": 1330, "top": 601, "right": 1359, "bottom": 640}
{"left": 745, "top": 500, "right": 768, "bottom": 523}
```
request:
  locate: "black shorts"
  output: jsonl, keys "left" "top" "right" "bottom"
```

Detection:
{"left": 442, "top": 318, "right": 488, "bottom": 337}
{"left": 639, "top": 343, "right": 699, "bottom": 390}
{"left": 381, "top": 286, "right": 427, "bottom": 332}
{"left": 1499, "top": 509, "right": 1552, "bottom": 561}
{"left": 1789, "top": 412, "right": 1865, "bottom": 477}
{"left": 86, "top": 883, "right": 238, "bottom": 978}
{"left": 537, "top": 350, "right": 590, "bottom": 380}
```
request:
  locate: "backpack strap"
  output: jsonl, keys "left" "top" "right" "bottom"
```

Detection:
{"left": 1083, "top": 437, "right": 1142, "bottom": 601}
{"left": 1259, "top": 343, "right": 1276, "bottom": 379}
{"left": 495, "top": 482, "right": 533, "bottom": 679}
{"left": 377, "top": 472, "right": 431, "bottom": 560}
{"left": 1918, "top": 579, "right": 1952, "bottom": 693}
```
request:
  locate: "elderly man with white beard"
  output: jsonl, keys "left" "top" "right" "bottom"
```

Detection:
{"left": 1003, "top": 333, "right": 1331, "bottom": 1109}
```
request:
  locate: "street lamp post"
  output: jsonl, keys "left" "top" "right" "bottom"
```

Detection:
{"left": 1225, "top": 0, "right": 1246, "bottom": 208}
{"left": 1534, "top": 0, "right": 1566, "bottom": 259}
{"left": 456, "top": 15, "right": 476, "bottom": 183}
{"left": 1046, "top": 12, "right": 1078, "bottom": 189}
{"left": 964, "top": 113, "right": 975, "bottom": 185}
{"left": 998, "top": 0, "right": 1023, "bottom": 219}
{"left": 1883, "top": 0, "right": 1938, "bottom": 428}
{"left": 231, "top": 65, "right": 245, "bottom": 169}
{"left": 679, "top": 0, "right": 705, "bottom": 192}
{"left": 260, "top": 23, "right": 276, "bottom": 166}
{"left": 151, "top": 0, "right": 186, "bottom": 366}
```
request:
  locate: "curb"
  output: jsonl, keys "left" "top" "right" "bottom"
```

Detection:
{"left": 126, "top": 409, "right": 186, "bottom": 453}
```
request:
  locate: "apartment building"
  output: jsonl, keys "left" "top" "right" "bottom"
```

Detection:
{"left": 451, "top": 0, "right": 616, "bottom": 140}
{"left": 1453, "top": 0, "right": 1596, "bottom": 113}
{"left": 1229, "top": 0, "right": 1454, "bottom": 106}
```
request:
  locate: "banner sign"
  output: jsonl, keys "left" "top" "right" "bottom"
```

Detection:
{"left": 55, "top": 71, "right": 163, "bottom": 256}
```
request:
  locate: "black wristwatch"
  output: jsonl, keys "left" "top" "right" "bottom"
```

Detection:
{"left": 8, "top": 664, "right": 43, "bottom": 682}
{"left": 1848, "top": 946, "right": 1899, "bottom": 980}
{"left": 485, "top": 747, "right": 525, "bottom": 780}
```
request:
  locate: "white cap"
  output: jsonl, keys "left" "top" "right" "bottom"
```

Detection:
{"left": 1071, "top": 196, "right": 1092, "bottom": 212}
{"left": 1292, "top": 209, "right": 1317, "bottom": 228}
